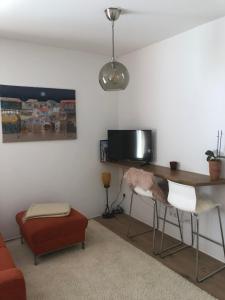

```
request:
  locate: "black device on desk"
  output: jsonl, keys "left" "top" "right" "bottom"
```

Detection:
{"left": 107, "top": 129, "right": 153, "bottom": 164}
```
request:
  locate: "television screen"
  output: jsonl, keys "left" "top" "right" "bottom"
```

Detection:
{"left": 107, "top": 130, "right": 153, "bottom": 163}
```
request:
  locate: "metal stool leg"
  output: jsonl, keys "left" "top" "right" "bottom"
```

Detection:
{"left": 195, "top": 207, "right": 225, "bottom": 282}
{"left": 159, "top": 206, "right": 167, "bottom": 255}
{"left": 152, "top": 201, "right": 159, "bottom": 254}
{"left": 127, "top": 191, "right": 135, "bottom": 237}
{"left": 159, "top": 207, "right": 190, "bottom": 258}
{"left": 176, "top": 209, "right": 183, "bottom": 243}
{"left": 217, "top": 206, "right": 225, "bottom": 259}
{"left": 191, "top": 213, "right": 194, "bottom": 246}
{"left": 155, "top": 201, "right": 159, "bottom": 230}
{"left": 195, "top": 215, "right": 200, "bottom": 281}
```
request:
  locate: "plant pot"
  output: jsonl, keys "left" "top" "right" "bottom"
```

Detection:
{"left": 208, "top": 160, "right": 222, "bottom": 181}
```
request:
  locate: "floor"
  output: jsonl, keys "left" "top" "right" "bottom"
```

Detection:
{"left": 95, "top": 214, "right": 225, "bottom": 300}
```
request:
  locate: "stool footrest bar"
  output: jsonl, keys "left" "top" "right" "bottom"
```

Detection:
{"left": 197, "top": 264, "right": 225, "bottom": 282}
{"left": 192, "top": 231, "right": 223, "bottom": 247}
{"left": 159, "top": 243, "right": 189, "bottom": 258}
{"left": 158, "top": 216, "right": 181, "bottom": 228}
{"left": 127, "top": 228, "right": 154, "bottom": 239}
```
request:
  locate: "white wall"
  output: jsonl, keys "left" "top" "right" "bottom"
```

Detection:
{"left": 0, "top": 39, "right": 118, "bottom": 239}
{"left": 117, "top": 17, "right": 225, "bottom": 261}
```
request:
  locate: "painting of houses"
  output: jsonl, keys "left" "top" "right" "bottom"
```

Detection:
{"left": 0, "top": 85, "right": 76, "bottom": 142}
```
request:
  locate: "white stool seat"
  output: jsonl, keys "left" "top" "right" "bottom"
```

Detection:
{"left": 195, "top": 197, "right": 219, "bottom": 214}
{"left": 134, "top": 186, "right": 153, "bottom": 198}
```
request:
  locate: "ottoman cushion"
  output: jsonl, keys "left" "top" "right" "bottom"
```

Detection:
{"left": 16, "top": 208, "right": 88, "bottom": 256}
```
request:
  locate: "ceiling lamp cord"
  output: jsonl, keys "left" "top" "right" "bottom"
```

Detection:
{"left": 99, "top": 7, "right": 129, "bottom": 91}
{"left": 111, "top": 20, "right": 115, "bottom": 62}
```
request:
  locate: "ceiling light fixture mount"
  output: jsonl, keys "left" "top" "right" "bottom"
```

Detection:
{"left": 99, "top": 7, "right": 129, "bottom": 91}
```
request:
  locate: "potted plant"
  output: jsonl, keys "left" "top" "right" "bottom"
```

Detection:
{"left": 205, "top": 130, "right": 223, "bottom": 180}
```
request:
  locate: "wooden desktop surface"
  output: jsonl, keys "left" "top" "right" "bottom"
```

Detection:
{"left": 107, "top": 160, "right": 225, "bottom": 187}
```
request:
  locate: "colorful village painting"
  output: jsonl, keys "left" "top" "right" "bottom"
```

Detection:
{"left": 0, "top": 85, "right": 76, "bottom": 143}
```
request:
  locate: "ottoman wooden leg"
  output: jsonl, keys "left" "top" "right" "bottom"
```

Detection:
{"left": 34, "top": 255, "right": 39, "bottom": 266}
{"left": 20, "top": 236, "right": 24, "bottom": 245}
{"left": 81, "top": 241, "right": 85, "bottom": 249}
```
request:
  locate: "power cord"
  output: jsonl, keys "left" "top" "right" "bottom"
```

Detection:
{"left": 112, "top": 193, "right": 126, "bottom": 214}
{"left": 110, "top": 169, "right": 125, "bottom": 214}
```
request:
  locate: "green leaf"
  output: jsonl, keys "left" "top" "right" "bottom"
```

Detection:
{"left": 205, "top": 150, "right": 214, "bottom": 157}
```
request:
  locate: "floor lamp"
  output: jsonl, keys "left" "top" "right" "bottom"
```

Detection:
{"left": 101, "top": 172, "right": 114, "bottom": 218}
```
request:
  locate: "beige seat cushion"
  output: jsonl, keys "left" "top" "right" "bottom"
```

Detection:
{"left": 195, "top": 197, "right": 218, "bottom": 214}
{"left": 134, "top": 186, "right": 153, "bottom": 198}
{"left": 24, "top": 203, "right": 71, "bottom": 221}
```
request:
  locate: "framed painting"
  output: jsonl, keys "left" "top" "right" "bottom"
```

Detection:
{"left": 0, "top": 85, "right": 76, "bottom": 143}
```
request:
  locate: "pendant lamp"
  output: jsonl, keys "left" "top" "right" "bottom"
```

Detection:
{"left": 99, "top": 7, "right": 129, "bottom": 91}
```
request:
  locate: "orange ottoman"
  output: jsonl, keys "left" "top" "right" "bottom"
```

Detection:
{"left": 16, "top": 208, "right": 88, "bottom": 265}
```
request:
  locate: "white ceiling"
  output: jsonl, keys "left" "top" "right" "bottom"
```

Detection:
{"left": 0, "top": 0, "right": 225, "bottom": 57}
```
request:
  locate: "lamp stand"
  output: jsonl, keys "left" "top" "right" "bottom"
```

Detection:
{"left": 102, "top": 186, "right": 114, "bottom": 218}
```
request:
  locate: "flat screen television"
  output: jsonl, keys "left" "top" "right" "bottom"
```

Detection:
{"left": 107, "top": 130, "right": 153, "bottom": 163}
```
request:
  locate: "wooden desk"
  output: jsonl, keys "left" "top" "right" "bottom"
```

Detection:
{"left": 107, "top": 160, "right": 225, "bottom": 187}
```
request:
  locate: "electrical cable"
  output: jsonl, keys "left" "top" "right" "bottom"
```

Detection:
{"left": 116, "top": 193, "right": 126, "bottom": 207}
{"left": 110, "top": 169, "right": 125, "bottom": 210}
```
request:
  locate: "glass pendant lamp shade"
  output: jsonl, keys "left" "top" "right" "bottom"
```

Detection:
{"left": 99, "top": 61, "right": 129, "bottom": 91}
{"left": 99, "top": 7, "right": 129, "bottom": 91}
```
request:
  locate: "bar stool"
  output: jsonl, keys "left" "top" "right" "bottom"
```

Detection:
{"left": 125, "top": 173, "right": 184, "bottom": 255}
{"left": 160, "top": 180, "right": 225, "bottom": 282}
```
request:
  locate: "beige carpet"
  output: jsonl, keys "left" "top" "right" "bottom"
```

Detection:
{"left": 7, "top": 220, "right": 216, "bottom": 300}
